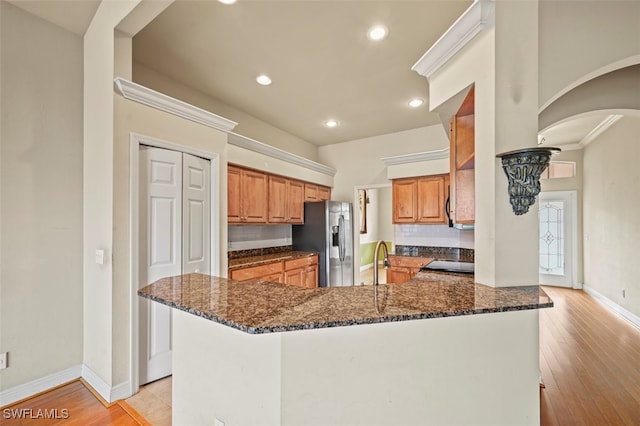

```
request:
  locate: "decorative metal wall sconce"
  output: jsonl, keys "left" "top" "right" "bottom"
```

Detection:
{"left": 496, "top": 147, "right": 561, "bottom": 215}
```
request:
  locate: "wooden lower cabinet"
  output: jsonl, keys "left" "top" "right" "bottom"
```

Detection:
{"left": 386, "top": 256, "right": 433, "bottom": 284}
{"left": 229, "top": 262, "right": 284, "bottom": 283}
{"left": 229, "top": 255, "right": 318, "bottom": 288}
{"left": 284, "top": 255, "right": 318, "bottom": 288}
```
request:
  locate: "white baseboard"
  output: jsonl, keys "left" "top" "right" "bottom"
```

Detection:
{"left": 81, "top": 365, "right": 131, "bottom": 403}
{"left": 0, "top": 365, "right": 131, "bottom": 408}
{"left": 360, "top": 263, "right": 373, "bottom": 272}
{"left": 583, "top": 285, "right": 640, "bottom": 329}
{"left": 0, "top": 364, "right": 82, "bottom": 407}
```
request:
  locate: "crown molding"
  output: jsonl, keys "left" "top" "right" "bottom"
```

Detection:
{"left": 381, "top": 148, "right": 450, "bottom": 166}
{"left": 412, "top": 0, "right": 494, "bottom": 79}
{"left": 228, "top": 132, "right": 337, "bottom": 177}
{"left": 579, "top": 114, "right": 623, "bottom": 148}
{"left": 113, "top": 77, "right": 238, "bottom": 133}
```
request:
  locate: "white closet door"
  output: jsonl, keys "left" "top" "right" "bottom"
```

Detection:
{"left": 139, "top": 146, "right": 182, "bottom": 384}
{"left": 182, "top": 153, "right": 210, "bottom": 275}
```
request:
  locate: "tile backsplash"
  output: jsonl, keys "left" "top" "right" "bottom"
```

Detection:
{"left": 228, "top": 225, "right": 292, "bottom": 251}
{"left": 394, "top": 224, "right": 474, "bottom": 249}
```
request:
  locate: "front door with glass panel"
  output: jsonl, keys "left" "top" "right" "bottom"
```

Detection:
{"left": 539, "top": 191, "right": 576, "bottom": 287}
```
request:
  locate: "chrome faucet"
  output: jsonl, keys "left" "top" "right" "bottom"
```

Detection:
{"left": 373, "top": 240, "right": 391, "bottom": 286}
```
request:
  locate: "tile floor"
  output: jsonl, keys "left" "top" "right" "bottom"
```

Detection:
{"left": 359, "top": 266, "right": 386, "bottom": 285}
{"left": 126, "top": 376, "right": 172, "bottom": 426}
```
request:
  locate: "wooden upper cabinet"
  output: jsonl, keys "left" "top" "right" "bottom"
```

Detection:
{"left": 229, "top": 164, "right": 330, "bottom": 224}
{"left": 305, "top": 183, "right": 331, "bottom": 201}
{"left": 317, "top": 186, "right": 331, "bottom": 201}
{"left": 268, "top": 176, "right": 304, "bottom": 224}
{"left": 393, "top": 175, "right": 448, "bottom": 224}
{"left": 228, "top": 165, "right": 268, "bottom": 223}
{"left": 288, "top": 180, "right": 305, "bottom": 223}
{"left": 450, "top": 86, "right": 475, "bottom": 224}
{"left": 227, "top": 166, "right": 242, "bottom": 222}
{"left": 417, "top": 176, "right": 446, "bottom": 223}
{"left": 392, "top": 178, "right": 418, "bottom": 223}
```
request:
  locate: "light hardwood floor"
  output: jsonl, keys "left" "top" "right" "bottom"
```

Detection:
{"left": 0, "top": 380, "right": 143, "bottom": 425}
{"left": 540, "top": 285, "right": 640, "bottom": 425}
{"left": 3, "top": 285, "right": 639, "bottom": 425}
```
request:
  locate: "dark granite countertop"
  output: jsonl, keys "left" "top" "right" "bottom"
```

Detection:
{"left": 393, "top": 245, "right": 474, "bottom": 262}
{"left": 228, "top": 251, "right": 317, "bottom": 270}
{"left": 138, "top": 271, "right": 553, "bottom": 334}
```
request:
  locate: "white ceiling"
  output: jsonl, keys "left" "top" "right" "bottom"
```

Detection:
{"left": 132, "top": 0, "right": 473, "bottom": 146}
{"left": 7, "top": 0, "right": 612, "bottom": 149}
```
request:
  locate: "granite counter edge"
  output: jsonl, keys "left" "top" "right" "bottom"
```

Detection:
{"left": 138, "top": 288, "right": 553, "bottom": 335}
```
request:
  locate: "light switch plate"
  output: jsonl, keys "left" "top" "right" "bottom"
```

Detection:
{"left": 95, "top": 249, "right": 105, "bottom": 265}
{"left": 0, "top": 352, "right": 7, "bottom": 370}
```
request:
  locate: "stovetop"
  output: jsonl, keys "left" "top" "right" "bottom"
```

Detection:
{"left": 420, "top": 259, "right": 475, "bottom": 274}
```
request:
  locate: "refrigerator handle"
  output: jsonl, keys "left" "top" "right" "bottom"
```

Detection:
{"left": 338, "top": 215, "right": 346, "bottom": 262}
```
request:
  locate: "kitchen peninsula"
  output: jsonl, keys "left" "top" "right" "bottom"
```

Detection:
{"left": 139, "top": 273, "right": 552, "bottom": 425}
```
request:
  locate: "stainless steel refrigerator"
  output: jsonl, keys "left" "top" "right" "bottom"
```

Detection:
{"left": 292, "top": 201, "right": 354, "bottom": 287}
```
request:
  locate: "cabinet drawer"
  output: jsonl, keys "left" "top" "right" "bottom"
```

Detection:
{"left": 230, "top": 262, "right": 284, "bottom": 281}
{"left": 389, "top": 256, "right": 432, "bottom": 269}
{"left": 285, "top": 255, "right": 318, "bottom": 271}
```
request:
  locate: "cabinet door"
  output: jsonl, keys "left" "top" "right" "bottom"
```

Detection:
{"left": 449, "top": 87, "right": 475, "bottom": 224}
{"left": 417, "top": 176, "right": 445, "bottom": 223}
{"left": 242, "top": 169, "right": 268, "bottom": 223}
{"left": 288, "top": 180, "right": 305, "bottom": 224}
{"left": 284, "top": 267, "right": 304, "bottom": 287}
{"left": 317, "top": 186, "right": 331, "bottom": 201}
{"left": 304, "top": 183, "right": 318, "bottom": 201}
{"left": 387, "top": 267, "right": 412, "bottom": 284}
{"left": 303, "top": 265, "right": 318, "bottom": 288}
{"left": 268, "top": 175, "right": 288, "bottom": 223}
{"left": 227, "top": 166, "right": 242, "bottom": 223}
{"left": 392, "top": 179, "right": 417, "bottom": 223}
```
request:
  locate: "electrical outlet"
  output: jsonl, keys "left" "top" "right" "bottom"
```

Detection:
{"left": 622, "top": 289, "right": 626, "bottom": 298}
{"left": 0, "top": 352, "right": 7, "bottom": 370}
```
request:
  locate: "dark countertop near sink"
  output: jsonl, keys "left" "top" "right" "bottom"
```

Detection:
{"left": 394, "top": 245, "right": 474, "bottom": 262}
{"left": 138, "top": 271, "right": 553, "bottom": 335}
{"left": 228, "top": 251, "right": 317, "bottom": 270}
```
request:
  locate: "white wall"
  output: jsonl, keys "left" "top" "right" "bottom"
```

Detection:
{"left": 318, "top": 125, "right": 449, "bottom": 202}
{"left": 174, "top": 308, "right": 541, "bottom": 425}
{"left": 113, "top": 95, "right": 230, "bottom": 386}
{"left": 0, "top": 2, "right": 83, "bottom": 390}
{"left": 395, "top": 225, "right": 474, "bottom": 250}
{"left": 583, "top": 116, "right": 640, "bottom": 317}
{"left": 83, "top": 0, "right": 141, "bottom": 389}
{"left": 539, "top": 0, "right": 640, "bottom": 110}
{"left": 133, "top": 63, "right": 319, "bottom": 162}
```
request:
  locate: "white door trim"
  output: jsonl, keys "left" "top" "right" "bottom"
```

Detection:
{"left": 352, "top": 183, "right": 392, "bottom": 284}
{"left": 538, "top": 190, "right": 579, "bottom": 289}
{"left": 129, "top": 132, "right": 220, "bottom": 395}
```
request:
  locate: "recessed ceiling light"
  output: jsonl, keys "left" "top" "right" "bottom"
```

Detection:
{"left": 218, "top": 0, "right": 237, "bottom": 4}
{"left": 367, "top": 25, "right": 388, "bottom": 41}
{"left": 324, "top": 120, "right": 339, "bottom": 128}
{"left": 408, "top": 98, "right": 424, "bottom": 108}
{"left": 256, "top": 74, "right": 272, "bottom": 86}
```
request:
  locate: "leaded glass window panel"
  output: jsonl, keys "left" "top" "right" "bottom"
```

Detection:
{"left": 539, "top": 201, "right": 564, "bottom": 276}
